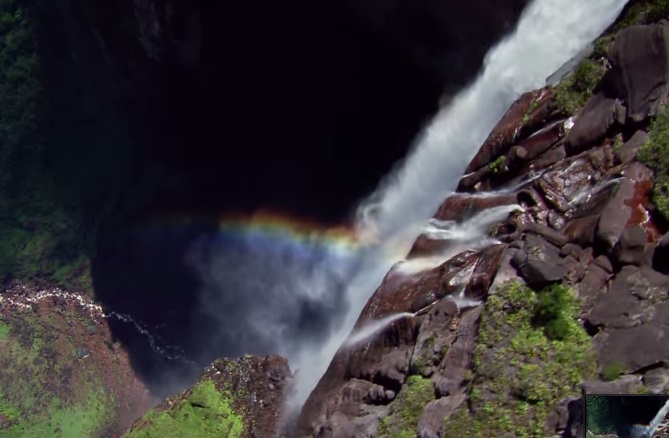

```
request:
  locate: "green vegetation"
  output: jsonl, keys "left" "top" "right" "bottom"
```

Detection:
{"left": 639, "top": 107, "right": 669, "bottom": 219}
{"left": 614, "top": 0, "right": 669, "bottom": 31}
{"left": 0, "top": 313, "right": 114, "bottom": 437}
{"left": 0, "top": 320, "right": 10, "bottom": 340}
{"left": 521, "top": 98, "right": 540, "bottom": 124}
{"left": 124, "top": 380, "right": 244, "bottom": 438}
{"left": 601, "top": 360, "right": 628, "bottom": 381}
{"left": 443, "top": 282, "right": 597, "bottom": 437}
{"left": 554, "top": 59, "right": 606, "bottom": 115}
{"left": 378, "top": 375, "right": 436, "bottom": 438}
{"left": 488, "top": 156, "right": 506, "bottom": 174}
{"left": 0, "top": 0, "right": 94, "bottom": 289}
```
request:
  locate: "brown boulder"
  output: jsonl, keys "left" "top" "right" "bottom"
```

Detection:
{"left": 465, "top": 88, "right": 554, "bottom": 174}
{"left": 565, "top": 93, "right": 621, "bottom": 155}
{"left": 610, "top": 23, "right": 669, "bottom": 122}
{"left": 615, "top": 130, "right": 648, "bottom": 165}
{"left": 596, "top": 178, "right": 636, "bottom": 251}
{"left": 612, "top": 225, "right": 649, "bottom": 266}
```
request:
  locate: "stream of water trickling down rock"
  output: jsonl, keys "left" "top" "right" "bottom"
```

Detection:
{"left": 285, "top": 0, "right": 630, "bottom": 415}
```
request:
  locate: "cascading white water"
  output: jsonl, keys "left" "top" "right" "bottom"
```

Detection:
{"left": 343, "top": 312, "right": 414, "bottom": 348}
{"left": 287, "top": 0, "right": 629, "bottom": 412}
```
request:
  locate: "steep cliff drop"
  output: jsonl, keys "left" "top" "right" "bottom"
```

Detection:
{"left": 290, "top": 0, "right": 629, "bottom": 431}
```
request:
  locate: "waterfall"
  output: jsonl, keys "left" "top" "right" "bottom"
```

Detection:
{"left": 288, "top": 0, "right": 629, "bottom": 413}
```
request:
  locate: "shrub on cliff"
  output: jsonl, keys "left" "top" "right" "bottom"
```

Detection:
{"left": 639, "top": 107, "right": 669, "bottom": 219}
{"left": 444, "top": 282, "right": 596, "bottom": 437}
{"left": 554, "top": 58, "right": 606, "bottom": 115}
{"left": 124, "top": 380, "right": 243, "bottom": 438}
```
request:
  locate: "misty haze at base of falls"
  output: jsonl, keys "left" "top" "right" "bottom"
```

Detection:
{"left": 182, "top": 0, "right": 629, "bottom": 419}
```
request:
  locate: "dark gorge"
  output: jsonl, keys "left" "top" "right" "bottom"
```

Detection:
{"left": 12, "top": 0, "right": 529, "bottom": 392}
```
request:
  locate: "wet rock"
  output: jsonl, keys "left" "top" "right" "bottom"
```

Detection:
{"left": 411, "top": 301, "right": 458, "bottom": 377}
{"left": 547, "top": 210, "right": 566, "bottom": 229}
{"left": 523, "top": 222, "right": 568, "bottom": 247}
{"left": 643, "top": 367, "right": 669, "bottom": 393}
{"left": 615, "top": 130, "right": 649, "bottom": 165}
{"left": 465, "top": 88, "right": 554, "bottom": 173}
{"left": 417, "top": 393, "right": 466, "bottom": 438}
{"left": 564, "top": 215, "right": 600, "bottom": 246}
{"left": 613, "top": 225, "right": 648, "bottom": 266}
{"left": 519, "top": 120, "right": 565, "bottom": 160}
{"left": 464, "top": 245, "right": 506, "bottom": 300}
{"left": 565, "top": 93, "right": 620, "bottom": 155}
{"left": 582, "top": 375, "right": 643, "bottom": 395}
{"left": 610, "top": 23, "right": 669, "bottom": 122}
{"left": 596, "top": 178, "right": 636, "bottom": 251}
{"left": 533, "top": 143, "right": 566, "bottom": 172}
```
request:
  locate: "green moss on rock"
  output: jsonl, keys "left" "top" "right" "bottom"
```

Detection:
{"left": 0, "top": 313, "right": 115, "bottom": 437}
{"left": 378, "top": 375, "right": 436, "bottom": 438}
{"left": 554, "top": 58, "right": 606, "bottom": 116}
{"left": 639, "top": 107, "right": 669, "bottom": 219}
{"left": 124, "top": 380, "right": 244, "bottom": 438}
{"left": 443, "top": 282, "right": 597, "bottom": 438}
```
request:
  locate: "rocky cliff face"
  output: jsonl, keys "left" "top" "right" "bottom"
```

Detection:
{"left": 295, "top": 3, "right": 669, "bottom": 437}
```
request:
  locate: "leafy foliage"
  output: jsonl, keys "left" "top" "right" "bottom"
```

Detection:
{"left": 488, "top": 156, "right": 506, "bottom": 174}
{"left": 601, "top": 360, "right": 628, "bottom": 382}
{"left": 554, "top": 59, "right": 606, "bottom": 115}
{"left": 378, "top": 375, "right": 436, "bottom": 438}
{"left": 124, "top": 380, "right": 244, "bottom": 438}
{"left": 443, "top": 282, "right": 597, "bottom": 437}
{"left": 639, "top": 107, "right": 669, "bottom": 220}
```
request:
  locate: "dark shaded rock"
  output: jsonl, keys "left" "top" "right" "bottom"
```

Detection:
{"left": 565, "top": 93, "right": 620, "bottom": 155}
{"left": 593, "top": 255, "right": 614, "bottom": 273}
{"left": 560, "top": 243, "right": 583, "bottom": 259}
{"left": 564, "top": 215, "right": 600, "bottom": 246}
{"left": 596, "top": 177, "right": 636, "bottom": 251}
{"left": 613, "top": 225, "right": 648, "bottom": 266}
{"left": 411, "top": 301, "right": 458, "bottom": 377}
{"left": 653, "top": 232, "right": 669, "bottom": 274}
{"left": 615, "top": 130, "right": 649, "bottom": 165}
{"left": 532, "top": 143, "right": 566, "bottom": 172}
{"left": 610, "top": 23, "right": 669, "bottom": 122}
{"left": 417, "top": 394, "right": 466, "bottom": 438}
{"left": 512, "top": 235, "right": 567, "bottom": 286}
{"left": 643, "top": 367, "right": 669, "bottom": 393}
{"left": 75, "top": 347, "right": 91, "bottom": 359}
{"left": 524, "top": 222, "right": 568, "bottom": 247}
{"left": 594, "top": 302, "right": 669, "bottom": 372}
{"left": 582, "top": 375, "right": 643, "bottom": 395}
{"left": 433, "top": 307, "right": 482, "bottom": 397}
{"left": 564, "top": 398, "right": 584, "bottom": 438}
{"left": 588, "top": 266, "right": 669, "bottom": 329}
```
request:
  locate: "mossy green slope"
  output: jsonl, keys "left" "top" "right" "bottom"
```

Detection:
{"left": 0, "top": 312, "right": 114, "bottom": 437}
{"left": 124, "top": 380, "right": 244, "bottom": 438}
{"left": 378, "top": 375, "right": 436, "bottom": 438}
{"left": 442, "top": 282, "right": 597, "bottom": 438}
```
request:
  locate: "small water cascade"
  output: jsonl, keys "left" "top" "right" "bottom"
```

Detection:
{"left": 343, "top": 312, "right": 414, "bottom": 348}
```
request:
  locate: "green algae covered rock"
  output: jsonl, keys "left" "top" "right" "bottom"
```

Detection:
{"left": 124, "top": 355, "right": 292, "bottom": 438}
